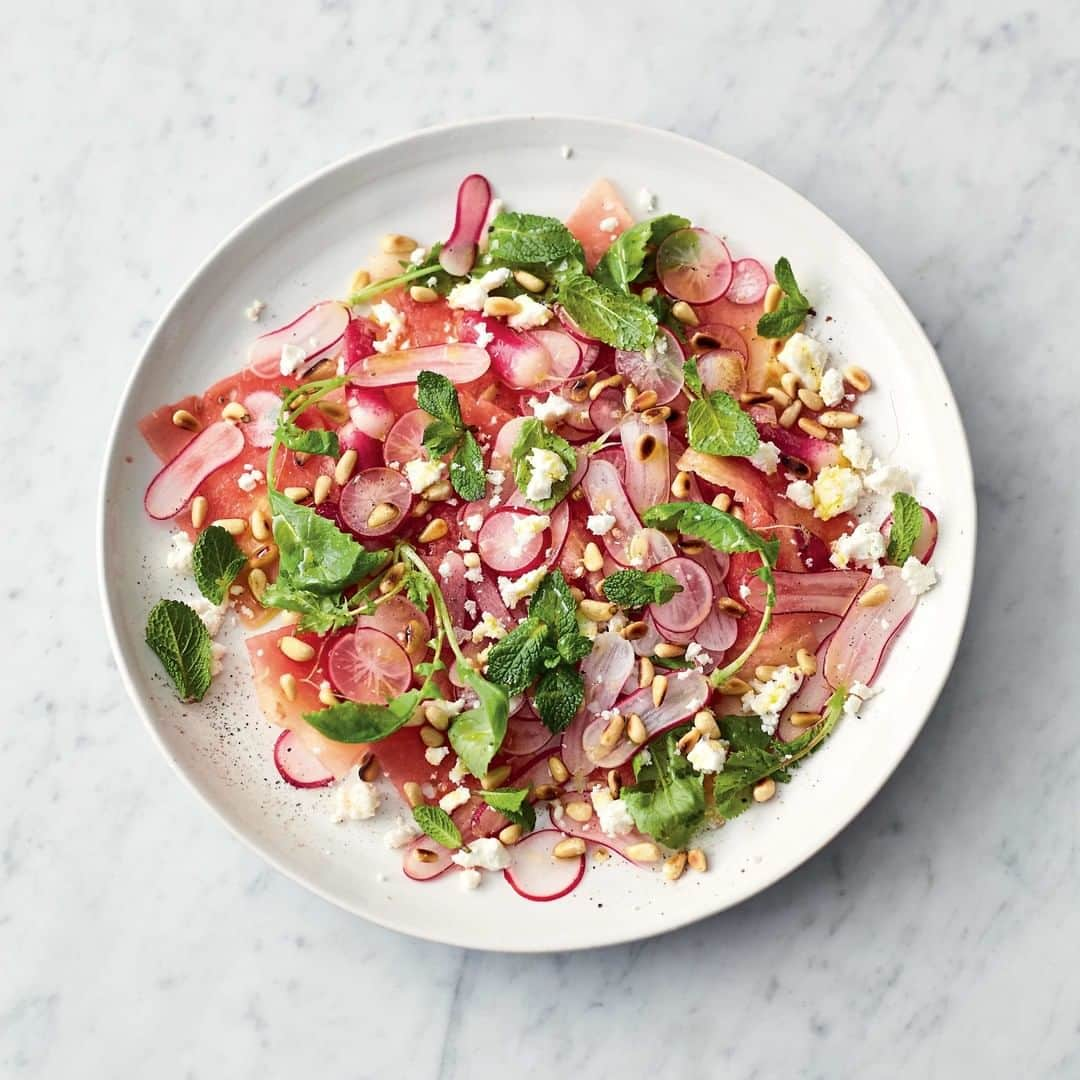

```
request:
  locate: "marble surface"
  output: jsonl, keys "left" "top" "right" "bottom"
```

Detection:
{"left": 3, "top": 1, "right": 1078, "bottom": 1075}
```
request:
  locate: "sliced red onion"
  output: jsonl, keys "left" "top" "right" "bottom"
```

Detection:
{"left": 582, "top": 631, "right": 636, "bottom": 714}
{"left": 248, "top": 301, "right": 351, "bottom": 379}
{"left": 338, "top": 467, "right": 413, "bottom": 537}
{"left": 273, "top": 730, "right": 334, "bottom": 789}
{"left": 503, "top": 829, "right": 586, "bottom": 901}
{"left": 580, "top": 458, "right": 643, "bottom": 566}
{"left": 621, "top": 413, "right": 670, "bottom": 516}
{"left": 327, "top": 627, "right": 413, "bottom": 704}
{"left": 477, "top": 507, "right": 550, "bottom": 577}
{"left": 241, "top": 390, "right": 282, "bottom": 449}
{"left": 348, "top": 343, "right": 490, "bottom": 388}
{"left": 439, "top": 173, "right": 492, "bottom": 277}
{"left": 346, "top": 386, "right": 396, "bottom": 441}
{"left": 144, "top": 420, "right": 244, "bottom": 520}
{"left": 743, "top": 569, "right": 869, "bottom": 616}
{"left": 650, "top": 557, "right": 714, "bottom": 633}
{"left": 615, "top": 327, "right": 685, "bottom": 406}
{"left": 656, "top": 227, "right": 733, "bottom": 303}
{"left": 725, "top": 258, "right": 769, "bottom": 304}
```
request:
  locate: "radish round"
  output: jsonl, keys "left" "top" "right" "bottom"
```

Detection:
{"left": 338, "top": 467, "right": 413, "bottom": 537}
{"left": 528, "top": 328, "right": 582, "bottom": 391}
{"left": 614, "top": 326, "right": 685, "bottom": 405}
{"left": 477, "top": 508, "right": 550, "bottom": 576}
{"left": 693, "top": 323, "right": 749, "bottom": 362}
{"left": 357, "top": 595, "right": 431, "bottom": 663}
{"left": 242, "top": 390, "right": 283, "bottom": 448}
{"left": 403, "top": 836, "right": 455, "bottom": 881}
{"left": 346, "top": 386, "right": 396, "bottom": 441}
{"left": 656, "top": 227, "right": 733, "bottom": 304}
{"left": 587, "top": 386, "right": 626, "bottom": 432}
{"left": 327, "top": 627, "right": 413, "bottom": 704}
{"left": 462, "top": 314, "right": 552, "bottom": 389}
{"left": 649, "top": 557, "right": 714, "bottom": 633}
{"left": 725, "top": 258, "right": 769, "bottom": 304}
{"left": 273, "top": 730, "right": 334, "bottom": 789}
{"left": 383, "top": 409, "right": 431, "bottom": 466}
{"left": 582, "top": 631, "right": 636, "bottom": 715}
{"left": 439, "top": 173, "right": 492, "bottom": 277}
{"left": 503, "top": 829, "right": 586, "bottom": 902}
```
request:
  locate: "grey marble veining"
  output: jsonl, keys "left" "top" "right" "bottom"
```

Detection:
{"left": 3, "top": 0, "right": 1079, "bottom": 1076}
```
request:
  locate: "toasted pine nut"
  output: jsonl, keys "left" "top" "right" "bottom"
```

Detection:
{"left": 190, "top": 495, "right": 208, "bottom": 528}
{"left": 818, "top": 410, "right": 862, "bottom": 430}
{"left": 687, "top": 848, "right": 708, "bottom": 872}
{"left": 316, "top": 399, "right": 349, "bottom": 424}
{"left": 717, "top": 676, "right": 751, "bottom": 696}
{"left": 740, "top": 391, "right": 773, "bottom": 406}
{"left": 582, "top": 542, "right": 604, "bottom": 574}
{"left": 247, "top": 567, "right": 268, "bottom": 603}
{"left": 790, "top": 711, "right": 822, "bottom": 729}
{"left": 763, "top": 282, "right": 783, "bottom": 314}
{"left": 335, "top": 448, "right": 358, "bottom": 485}
{"left": 640, "top": 286, "right": 657, "bottom": 303}
{"left": 621, "top": 620, "right": 649, "bottom": 641}
{"left": 676, "top": 728, "right": 701, "bottom": 754}
{"left": 782, "top": 454, "right": 812, "bottom": 480}
{"left": 627, "top": 713, "right": 648, "bottom": 744}
{"left": 381, "top": 233, "right": 417, "bottom": 254}
{"left": 422, "top": 480, "right": 452, "bottom": 501}
{"left": 654, "top": 642, "right": 685, "bottom": 659}
{"left": 483, "top": 296, "right": 522, "bottom": 318}
{"left": 607, "top": 769, "right": 621, "bottom": 798}
{"left": 798, "top": 416, "right": 830, "bottom": 439}
{"left": 755, "top": 665, "right": 777, "bottom": 682}
{"left": 627, "top": 842, "right": 661, "bottom": 863}
{"left": 462, "top": 551, "right": 481, "bottom": 569}
{"left": 313, "top": 474, "right": 333, "bottom": 506}
{"left": 717, "top": 596, "right": 746, "bottom": 617}
{"left": 694, "top": 709, "right": 720, "bottom": 737}
{"left": 172, "top": 408, "right": 200, "bottom": 431}
{"left": 640, "top": 405, "right": 672, "bottom": 425}
{"left": 770, "top": 338, "right": 785, "bottom": 356}
{"left": 548, "top": 756, "right": 569, "bottom": 784}
{"left": 588, "top": 373, "right": 624, "bottom": 400}
{"left": 279, "top": 636, "right": 315, "bottom": 663}
{"left": 671, "top": 470, "right": 692, "bottom": 499}
{"left": 283, "top": 486, "right": 310, "bottom": 503}
{"left": 409, "top": 285, "right": 439, "bottom": 303}
{"left": 664, "top": 851, "right": 688, "bottom": 882}
{"left": 753, "top": 777, "right": 776, "bottom": 803}
{"left": 565, "top": 800, "right": 593, "bottom": 822}
{"left": 318, "top": 684, "right": 337, "bottom": 707}
{"left": 638, "top": 657, "right": 655, "bottom": 688}
{"left": 402, "top": 781, "right": 423, "bottom": 808}
{"left": 411, "top": 498, "right": 431, "bottom": 518}
{"left": 796, "top": 648, "right": 818, "bottom": 676}
{"left": 358, "top": 752, "right": 380, "bottom": 782}
{"left": 622, "top": 384, "right": 638, "bottom": 411}
{"left": 767, "top": 386, "right": 792, "bottom": 409}
{"left": 634, "top": 432, "right": 658, "bottom": 462}
{"left": 477, "top": 383, "right": 499, "bottom": 403}
{"left": 499, "top": 823, "right": 524, "bottom": 845}
{"left": 279, "top": 673, "right": 297, "bottom": 701}
{"left": 417, "top": 517, "right": 449, "bottom": 544}
{"left": 481, "top": 765, "right": 511, "bottom": 791}
{"left": 414, "top": 848, "right": 439, "bottom": 864}
{"left": 532, "top": 783, "right": 559, "bottom": 801}
{"left": 843, "top": 365, "right": 872, "bottom": 393}
{"left": 780, "top": 371, "right": 802, "bottom": 398}
{"left": 221, "top": 401, "right": 250, "bottom": 422}
{"left": 565, "top": 370, "right": 598, "bottom": 402}
{"left": 349, "top": 268, "right": 371, "bottom": 293}
{"left": 247, "top": 543, "right": 277, "bottom": 570}
{"left": 671, "top": 300, "right": 699, "bottom": 326}
{"left": 599, "top": 712, "right": 626, "bottom": 749}
{"left": 211, "top": 518, "right": 246, "bottom": 536}
{"left": 554, "top": 837, "right": 587, "bottom": 859}
{"left": 366, "top": 502, "right": 400, "bottom": 530}
{"left": 652, "top": 674, "right": 668, "bottom": 708}
{"left": 593, "top": 847, "right": 611, "bottom": 862}
{"left": 712, "top": 492, "right": 732, "bottom": 512}
{"left": 798, "top": 387, "right": 825, "bottom": 411}
{"left": 579, "top": 598, "right": 617, "bottom": 622}
{"left": 250, "top": 508, "right": 270, "bottom": 541}
{"left": 779, "top": 400, "right": 803, "bottom": 428}
{"left": 858, "top": 583, "right": 891, "bottom": 607}
{"left": 420, "top": 725, "right": 445, "bottom": 748}
{"left": 513, "top": 269, "right": 546, "bottom": 293}
{"left": 631, "top": 389, "right": 659, "bottom": 412}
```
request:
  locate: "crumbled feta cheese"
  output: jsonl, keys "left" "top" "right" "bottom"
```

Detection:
{"left": 424, "top": 746, "right": 451, "bottom": 767}
{"left": 448, "top": 757, "right": 469, "bottom": 784}
{"left": 777, "top": 332, "right": 829, "bottom": 390}
{"left": 383, "top": 815, "right": 423, "bottom": 849}
{"left": 812, "top": 466, "right": 862, "bottom": 520}
{"left": 529, "top": 394, "right": 574, "bottom": 425}
{"left": 463, "top": 598, "right": 478, "bottom": 619}
{"left": 191, "top": 596, "right": 227, "bottom": 637}
{"left": 510, "top": 512, "right": 550, "bottom": 556}
{"left": 830, "top": 521, "right": 887, "bottom": 569}
{"left": 850, "top": 680, "right": 878, "bottom": 702}
{"left": 464, "top": 564, "right": 483, "bottom": 584}
{"left": 471, "top": 611, "right": 507, "bottom": 644}
{"left": 403, "top": 457, "right": 445, "bottom": 494}
{"left": 524, "top": 447, "right": 568, "bottom": 503}
{"left": 498, "top": 565, "right": 547, "bottom": 609}
{"left": 244, "top": 299, "right": 265, "bottom": 322}
{"left": 508, "top": 295, "right": 552, "bottom": 330}
{"left": 166, "top": 531, "right": 194, "bottom": 572}
{"left": 900, "top": 556, "right": 938, "bottom": 596}
{"left": 840, "top": 428, "right": 874, "bottom": 471}
{"left": 819, "top": 367, "right": 845, "bottom": 407}
{"left": 459, "top": 868, "right": 483, "bottom": 891}
{"left": 408, "top": 245, "right": 427, "bottom": 266}
{"left": 472, "top": 320, "right": 495, "bottom": 349}
{"left": 237, "top": 468, "right": 263, "bottom": 492}
{"left": 279, "top": 342, "right": 306, "bottom": 377}
{"left": 329, "top": 778, "right": 380, "bottom": 823}
{"left": 785, "top": 479, "right": 815, "bottom": 510}
{"left": 447, "top": 268, "right": 512, "bottom": 311}
{"left": 864, "top": 463, "right": 915, "bottom": 498}
{"left": 560, "top": 144, "right": 573, "bottom": 159}
{"left": 439, "top": 786, "right": 472, "bottom": 814}
{"left": 465, "top": 513, "right": 485, "bottom": 532}
{"left": 452, "top": 837, "right": 511, "bottom": 870}
{"left": 371, "top": 301, "right": 406, "bottom": 354}
{"left": 486, "top": 467, "right": 506, "bottom": 490}
{"left": 684, "top": 642, "right": 711, "bottom": 667}
{"left": 209, "top": 641, "right": 226, "bottom": 677}
{"left": 587, "top": 511, "right": 617, "bottom": 536}
{"left": 748, "top": 440, "right": 781, "bottom": 475}
{"left": 638, "top": 187, "right": 657, "bottom": 211}
{"left": 598, "top": 216, "right": 619, "bottom": 233}
{"left": 590, "top": 787, "right": 635, "bottom": 837}
{"left": 742, "top": 665, "right": 803, "bottom": 736}
{"left": 687, "top": 737, "right": 728, "bottom": 774}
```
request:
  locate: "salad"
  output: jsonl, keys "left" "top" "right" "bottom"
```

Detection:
{"left": 139, "top": 173, "right": 939, "bottom": 899}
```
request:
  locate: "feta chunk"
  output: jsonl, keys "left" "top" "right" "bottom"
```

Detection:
{"left": 237, "top": 468, "right": 263, "bottom": 493}
{"left": 507, "top": 295, "right": 552, "bottom": 330}
{"left": 448, "top": 757, "right": 469, "bottom": 784}
{"left": 830, "top": 521, "right": 887, "bottom": 570}
{"left": 510, "top": 512, "right": 550, "bottom": 556}
{"left": 472, "top": 320, "right": 494, "bottom": 349}
{"left": 452, "top": 837, "right": 511, "bottom": 870}
{"left": 166, "top": 531, "right": 194, "bottom": 572}
{"left": 638, "top": 187, "right": 657, "bottom": 211}
{"left": 465, "top": 513, "right": 485, "bottom": 532}
{"left": 244, "top": 299, "right": 265, "bottom": 322}
{"left": 523, "top": 447, "right": 568, "bottom": 503}
{"left": 560, "top": 144, "right": 573, "bottom": 159}
{"left": 447, "top": 268, "right": 512, "bottom": 311}
{"left": 403, "top": 458, "right": 445, "bottom": 494}
{"left": 459, "top": 868, "right": 483, "bottom": 891}
{"left": 471, "top": 611, "right": 508, "bottom": 644}
{"left": 840, "top": 428, "right": 874, "bottom": 471}
{"left": 777, "top": 332, "right": 829, "bottom": 390}
{"left": 329, "top": 778, "right": 380, "bottom": 823}
{"left": 687, "top": 737, "right": 728, "bottom": 774}
{"left": 900, "top": 556, "right": 938, "bottom": 596}
{"left": 742, "top": 665, "right": 803, "bottom": 736}
{"left": 424, "top": 746, "right": 451, "bottom": 766}
{"left": 371, "top": 301, "right": 406, "bottom": 354}
{"left": 438, "top": 786, "right": 472, "bottom": 814}
{"left": 586, "top": 511, "right": 617, "bottom": 536}
{"left": 279, "top": 342, "right": 306, "bottom": 377}
{"left": 209, "top": 641, "right": 226, "bottom": 677}
{"left": 819, "top": 367, "right": 845, "bottom": 407}
{"left": 191, "top": 595, "right": 227, "bottom": 637}
{"left": 497, "top": 565, "right": 547, "bottom": 609}
{"left": 785, "top": 480, "right": 815, "bottom": 510}
{"left": 812, "top": 466, "right": 862, "bottom": 520}
{"left": 598, "top": 216, "right": 619, "bottom": 233}
{"left": 864, "top": 463, "right": 914, "bottom": 498}
{"left": 383, "top": 815, "right": 423, "bottom": 849}
{"left": 748, "top": 440, "right": 781, "bottom": 475}
{"left": 528, "top": 394, "right": 574, "bottom": 425}
{"left": 590, "top": 787, "right": 636, "bottom": 837}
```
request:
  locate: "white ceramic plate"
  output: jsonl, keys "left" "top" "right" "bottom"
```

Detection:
{"left": 99, "top": 116, "right": 976, "bottom": 952}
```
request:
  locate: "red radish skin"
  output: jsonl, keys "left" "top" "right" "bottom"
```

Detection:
{"left": 273, "top": 730, "right": 334, "bottom": 789}
{"left": 552, "top": 797, "right": 658, "bottom": 866}
{"left": 693, "top": 323, "right": 749, "bottom": 362}
{"left": 338, "top": 467, "right": 413, "bottom": 537}
{"left": 777, "top": 665, "right": 833, "bottom": 742}
{"left": 882, "top": 505, "right": 939, "bottom": 564}
{"left": 327, "top": 627, "right": 413, "bottom": 704}
{"left": 342, "top": 317, "right": 377, "bottom": 369}
{"left": 248, "top": 301, "right": 351, "bottom": 379}
{"left": 615, "top": 327, "right": 685, "bottom": 405}
{"left": 528, "top": 329, "right": 582, "bottom": 391}
{"left": 580, "top": 459, "right": 643, "bottom": 566}
{"left": 656, "top": 227, "right": 734, "bottom": 304}
{"left": 440, "top": 173, "right": 492, "bottom": 277}
{"left": 461, "top": 313, "right": 553, "bottom": 389}
{"left": 349, "top": 343, "right": 490, "bottom": 388}
{"left": 403, "top": 836, "right": 455, "bottom": 882}
{"left": 477, "top": 508, "right": 550, "bottom": 576}
{"left": 144, "top": 420, "right": 244, "bottom": 519}
{"left": 336, "top": 425, "right": 384, "bottom": 469}
{"left": 725, "top": 258, "right": 769, "bottom": 304}
{"left": 503, "top": 829, "right": 586, "bottom": 901}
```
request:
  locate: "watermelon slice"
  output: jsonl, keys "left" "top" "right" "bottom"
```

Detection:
{"left": 565, "top": 179, "right": 634, "bottom": 269}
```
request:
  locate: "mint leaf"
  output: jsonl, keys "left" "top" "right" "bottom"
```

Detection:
{"left": 191, "top": 525, "right": 247, "bottom": 605}
{"left": 510, "top": 418, "right": 578, "bottom": 510}
{"left": 488, "top": 211, "right": 584, "bottom": 267}
{"left": 450, "top": 430, "right": 486, "bottom": 501}
{"left": 683, "top": 356, "right": 703, "bottom": 397}
{"left": 480, "top": 787, "right": 536, "bottom": 833}
{"left": 642, "top": 502, "right": 780, "bottom": 569}
{"left": 533, "top": 663, "right": 583, "bottom": 733}
{"left": 485, "top": 617, "right": 549, "bottom": 694}
{"left": 594, "top": 214, "right": 689, "bottom": 293}
{"left": 886, "top": 492, "right": 924, "bottom": 566}
{"left": 558, "top": 634, "right": 593, "bottom": 666}
{"left": 416, "top": 370, "right": 463, "bottom": 428}
{"left": 602, "top": 569, "right": 682, "bottom": 609}
{"left": 756, "top": 257, "right": 811, "bottom": 339}
{"left": 555, "top": 271, "right": 657, "bottom": 351}
{"left": 145, "top": 599, "right": 214, "bottom": 703}
{"left": 260, "top": 583, "right": 355, "bottom": 634}
{"left": 412, "top": 804, "right": 463, "bottom": 850}
{"left": 687, "top": 391, "right": 761, "bottom": 457}
{"left": 422, "top": 418, "right": 461, "bottom": 459}
{"left": 527, "top": 569, "right": 579, "bottom": 640}
{"left": 275, "top": 419, "right": 339, "bottom": 458}
{"left": 303, "top": 700, "right": 411, "bottom": 743}
{"left": 622, "top": 726, "right": 706, "bottom": 848}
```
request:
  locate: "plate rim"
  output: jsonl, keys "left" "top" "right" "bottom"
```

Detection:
{"left": 97, "top": 113, "right": 977, "bottom": 952}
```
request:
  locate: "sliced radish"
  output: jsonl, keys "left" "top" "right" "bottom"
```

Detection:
{"left": 461, "top": 314, "right": 552, "bottom": 389}
{"left": 743, "top": 569, "right": 868, "bottom": 616}
{"left": 346, "top": 386, "right": 396, "bottom": 441}
{"left": 477, "top": 507, "right": 550, "bottom": 576}
{"left": 348, "top": 343, "right": 490, "bottom": 388}
{"left": 342, "top": 317, "right": 377, "bottom": 369}
{"left": 327, "top": 627, "right": 413, "bottom": 704}
{"left": 582, "top": 631, "right": 636, "bottom": 714}
{"left": 554, "top": 304, "right": 600, "bottom": 344}
{"left": 588, "top": 386, "right": 627, "bottom": 432}
{"left": 338, "top": 467, "right": 413, "bottom": 537}
{"left": 725, "top": 258, "right": 769, "bottom": 304}
{"left": 503, "top": 829, "right": 586, "bottom": 901}
{"left": 403, "top": 836, "right": 455, "bottom": 881}
{"left": 528, "top": 329, "right": 583, "bottom": 391}
{"left": 273, "top": 729, "right": 334, "bottom": 788}
{"left": 697, "top": 349, "right": 746, "bottom": 396}
{"left": 824, "top": 566, "right": 917, "bottom": 689}
{"left": 580, "top": 459, "right": 642, "bottom": 566}
{"left": 502, "top": 717, "right": 557, "bottom": 757}
{"left": 248, "top": 301, "right": 351, "bottom": 379}
{"left": 656, "top": 227, "right": 733, "bottom": 304}
{"left": 336, "top": 425, "right": 384, "bottom": 469}
{"left": 489, "top": 415, "right": 529, "bottom": 483}
{"left": 615, "top": 327, "right": 685, "bottom": 405}
{"left": 440, "top": 173, "right": 492, "bottom": 277}
{"left": 777, "top": 665, "right": 833, "bottom": 742}
{"left": 242, "top": 390, "right": 283, "bottom": 448}
{"left": 751, "top": 413, "right": 841, "bottom": 472}
{"left": 692, "top": 323, "right": 749, "bottom": 362}
{"left": 144, "top": 420, "right": 244, "bottom": 519}
{"left": 630, "top": 615, "right": 662, "bottom": 657}
{"left": 357, "top": 595, "right": 431, "bottom": 664}
{"left": 650, "top": 557, "right": 714, "bottom": 633}
{"left": 383, "top": 409, "right": 431, "bottom": 466}
{"left": 690, "top": 608, "right": 738, "bottom": 654}
{"left": 621, "top": 413, "right": 670, "bottom": 516}
{"left": 882, "top": 505, "right": 939, "bottom": 564}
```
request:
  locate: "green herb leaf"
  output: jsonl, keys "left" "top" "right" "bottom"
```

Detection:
{"left": 510, "top": 418, "right": 578, "bottom": 510}
{"left": 593, "top": 214, "right": 690, "bottom": 294}
{"left": 449, "top": 666, "right": 510, "bottom": 779}
{"left": 421, "top": 418, "right": 461, "bottom": 459}
{"left": 687, "top": 391, "right": 761, "bottom": 457}
{"left": 642, "top": 502, "right": 780, "bottom": 569}
{"left": 558, "top": 634, "right": 594, "bottom": 666}
{"left": 145, "top": 599, "right": 214, "bottom": 703}
{"left": 601, "top": 569, "right": 682, "bottom": 609}
{"left": 484, "top": 617, "right": 550, "bottom": 694}
{"left": 622, "top": 725, "right": 706, "bottom": 849}
{"left": 480, "top": 787, "right": 536, "bottom": 833}
{"left": 275, "top": 420, "right": 339, "bottom": 458}
{"left": 683, "top": 356, "right": 703, "bottom": 397}
{"left": 886, "top": 492, "right": 924, "bottom": 566}
{"left": 347, "top": 243, "right": 449, "bottom": 305}
{"left": 450, "top": 430, "right": 486, "bottom": 500}
{"left": 416, "top": 370, "right": 463, "bottom": 428}
{"left": 527, "top": 569, "right": 579, "bottom": 640}
{"left": 303, "top": 699, "right": 411, "bottom": 743}
{"left": 191, "top": 525, "right": 247, "bottom": 605}
{"left": 555, "top": 271, "right": 657, "bottom": 351}
{"left": 412, "top": 804, "right": 463, "bottom": 850}
{"left": 756, "top": 257, "right": 811, "bottom": 339}
{"left": 533, "top": 664, "right": 584, "bottom": 733}
{"left": 259, "top": 583, "right": 356, "bottom": 634}
{"left": 488, "top": 211, "right": 584, "bottom": 267}
{"left": 401, "top": 565, "right": 436, "bottom": 609}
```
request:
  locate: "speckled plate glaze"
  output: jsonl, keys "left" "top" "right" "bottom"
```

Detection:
{"left": 98, "top": 116, "right": 976, "bottom": 951}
